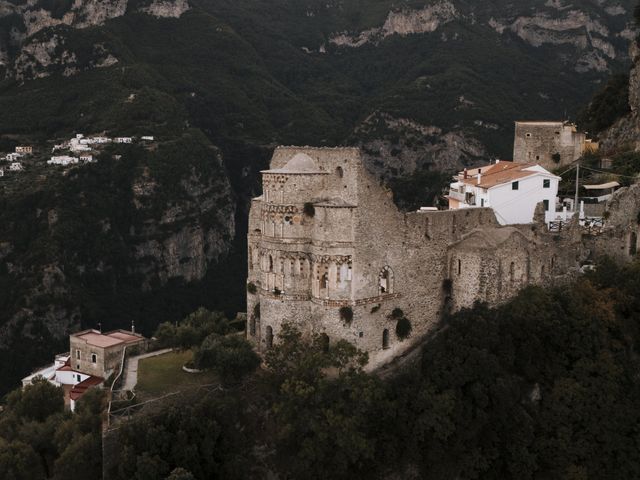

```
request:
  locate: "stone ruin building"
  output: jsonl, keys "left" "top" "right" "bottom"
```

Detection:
{"left": 513, "top": 121, "right": 597, "bottom": 170}
{"left": 246, "top": 147, "right": 640, "bottom": 368}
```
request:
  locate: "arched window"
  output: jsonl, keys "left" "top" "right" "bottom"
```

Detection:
{"left": 457, "top": 259, "right": 461, "bottom": 275}
{"left": 379, "top": 266, "right": 394, "bottom": 294}
{"left": 541, "top": 265, "right": 545, "bottom": 278}
{"left": 268, "top": 255, "right": 274, "bottom": 272}
{"left": 336, "top": 166, "right": 344, "bottom": 178}
{"left": 510, "top": 262, "right": 515, "bottom": 282}
{"left": 266, "top": 326, "right": 273, "bottom": 349}
{"left": 630, "top": 231, "right": 638, "bottom": 256}
{"left": 382, "top": 329, "right": 390, "bottom": 349}
{"left": 320, "top": 333, "right": 330, "bottom": 353}
{"left": 321, "top": 272, "right": 329, "bottom": 290}
{"left": 250, "top": 316, "right": 256, "bottom": 336}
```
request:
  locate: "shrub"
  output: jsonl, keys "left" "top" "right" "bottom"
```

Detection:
{"left": 194, "top": 334, "right": 260, "bottom": 384}
{"left": 552, "top": 152, "right": 561, "bottom": 164}
{"left": 303, "top": 202, "right": 315, "bottom": 217}
{"left": 247, "top": 282, "right": 257, "bottom": 294}
{"left": 339, "top": 306, "right": 354, "bottom": 323}
{"left": 396, "top": 317, "right": 412, "bottom": 340}
{"left": 390, "top": 308, "right": 404, "bottom": 319}
{"left": 154, "top": 321, "right": 178, "bottom": 348}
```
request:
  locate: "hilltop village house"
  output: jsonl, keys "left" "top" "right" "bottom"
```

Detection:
{"left": 23, "top": 329, "right": 146, "bottom": 410}
{"left": 246, "top": 147, "right": 604, "bottom": 368}
{"left": 447, "top": 161, "right": 561, "bottom": 225}
{"left": 513, "top": 121, "right": 597, "bottom": 170}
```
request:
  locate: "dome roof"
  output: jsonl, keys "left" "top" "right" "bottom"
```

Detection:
{"left": 264, "top": 152, "right": 327, "bottom": 174}
{"left": 284, "top": 153, "right": 318, "bottom": 172}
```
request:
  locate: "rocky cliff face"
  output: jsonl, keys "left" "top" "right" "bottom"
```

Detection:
{"left": 0, "top": 0, "right": 189, "bottom": 79}
{"left": 329, "top": 0, "right": 634, "bottom": 74}
{"left": 599, "top": 39, "right": 640, "bottom": 151}
{"left": 330, "top": 1, "right": 458, "bottom": 47}
{"left": 355, "top": 112, "right": 486, "bottom": 177}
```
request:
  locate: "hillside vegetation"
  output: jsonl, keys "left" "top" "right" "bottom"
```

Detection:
{"left": 95, "top": 259, "right": 640, "bottom": 480}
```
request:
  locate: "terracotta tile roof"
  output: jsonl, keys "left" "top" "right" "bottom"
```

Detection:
{"left": 70, "top": 375, "right": 103, "bottom": 401}
{"left": 460, "top": 161, "right": 543, "bottom": 189}
{"left": 106, "top": 331, "right": 145, "bottom": 344}
{"left": 72, "top": 329, "right": 144, "bottom": 348}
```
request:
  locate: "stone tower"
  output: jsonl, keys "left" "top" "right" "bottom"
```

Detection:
{"left": 513, "top": 121, "right": 590, "bottom": 170}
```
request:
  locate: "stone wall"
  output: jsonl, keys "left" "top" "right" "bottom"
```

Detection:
{"left": 585, "top": 183, "right": 640, "bottom": 262}
{"left": 247, "top": 146, "right": 630, "bottom": 370}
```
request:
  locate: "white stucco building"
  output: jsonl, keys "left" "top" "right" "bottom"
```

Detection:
{"left": 48, "top": 156, "right": 79, "bottom": 166}
{"left": 448, "top": 161, "right": 561, "bottom": 225}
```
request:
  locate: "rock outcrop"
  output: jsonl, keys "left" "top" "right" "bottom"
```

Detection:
{"left": 330, "top": 1, "right": 458, "bottom": 47}
{"left": 0, "top": 0, "right": 190, "bottom": 79}
{"left": 355, "top": 113, "right": 486, "bottom": 177}
{"left": 329, "top": 1, "right": 633, "bottom": 73}
{"left": 600, "top": 40, "right": 640, "bottom": 151}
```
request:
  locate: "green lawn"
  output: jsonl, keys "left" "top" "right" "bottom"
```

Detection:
{"left": 135, "top": 350, "right": 217, "bottom": 400}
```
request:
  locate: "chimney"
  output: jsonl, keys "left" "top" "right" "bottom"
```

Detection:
{"left": 477, "top": 173, "right": 482, "bottom": 185}
{"left": 463, "top": 168, "right": 468, "bottom": 179}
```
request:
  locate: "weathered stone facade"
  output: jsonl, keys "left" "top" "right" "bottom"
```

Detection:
{"left": 246, "top": 147, "right": 621, "bottom": 369}
{"left": 513, "top": 121, "right": 591, "bottom": 170}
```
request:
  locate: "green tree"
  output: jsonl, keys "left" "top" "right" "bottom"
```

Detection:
{"left": 0, "top": 440, "right": 46, "bottom": 480}
{"left": 193, "top": 334, "right": 260, "bottom": 384}
{"left": 6, "top": 378, "right": 64, "bottom": 422}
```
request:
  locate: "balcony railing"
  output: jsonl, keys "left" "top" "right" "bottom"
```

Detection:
{"left": 448, "top": 190, "right": 466, "bottom": 202}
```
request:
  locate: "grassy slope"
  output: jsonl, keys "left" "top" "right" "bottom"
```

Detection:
{"left": 136, "top": 350, "right": 217, "bottom": 400}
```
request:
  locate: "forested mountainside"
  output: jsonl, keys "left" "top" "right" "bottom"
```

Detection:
{"left": 0, "top": 0, "right": 636, "bottom": 393}
{"left": 3, "top": 260, "right": 639, "bottom": 479}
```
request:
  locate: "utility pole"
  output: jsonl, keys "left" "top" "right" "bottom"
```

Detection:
{"left": 574, "top": 161, "right": 580, "bottom": 215}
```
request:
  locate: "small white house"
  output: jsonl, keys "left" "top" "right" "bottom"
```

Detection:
{"left": 79, "top": 154, "right": 94, "bottom": 163}
{"left": 140, "top": 136, "right": 154, "bottom": 141}
{"left": 0, "top": 168, "right": 4, "bottom": 177}
{"left": 9, "top": 162, "right": 23, "bottom": 171}
{"left": 6, "top": 152, "right": 22, "bottom": 162}
{"left": 48, "top": 156, "right": 79, "bottom": 166}
{"left": 448, "top": 161, "right": 561, "bottom": 225}
{"left": 114, "top": 137, "right": 133, "bottom": 144}
{"left": 15, "top": 146, "right": 33, "bottom": 154}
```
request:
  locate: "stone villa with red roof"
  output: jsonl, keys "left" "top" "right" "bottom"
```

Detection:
{"left": 23, "top": 329, "right": 146, "bottom": 410}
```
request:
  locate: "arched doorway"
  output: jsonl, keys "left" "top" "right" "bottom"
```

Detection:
{"left": 320, "top": 333, "right": 330, "bottom": 353}
{"left": 382, "top": 329, "right": 390, "bottom": 349}
{"left": 266, "top": 326, "right": 273, "bottom": 349}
